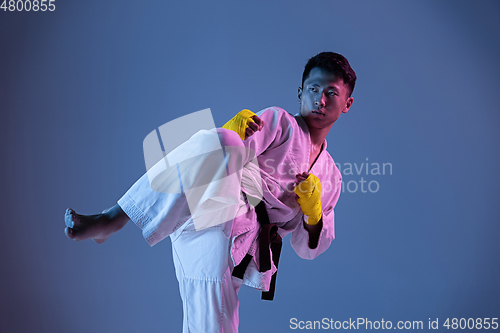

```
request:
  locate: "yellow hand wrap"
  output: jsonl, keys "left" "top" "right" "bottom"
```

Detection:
{"left": 222, "top": 109, "right": 256, "bottom": 140}
{"left": 294, "top": 173, "right": 322, "bottom": 225}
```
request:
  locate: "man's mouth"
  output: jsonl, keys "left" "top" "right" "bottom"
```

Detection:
{"left": 312, "top": 110, "right": 325, "bottom": 116}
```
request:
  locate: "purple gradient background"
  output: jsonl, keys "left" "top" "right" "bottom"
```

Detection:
{"left": 1, "top": 0, "right": 499, "bottom": 332}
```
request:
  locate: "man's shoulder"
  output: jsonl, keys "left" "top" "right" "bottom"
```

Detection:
{"left": 255, "top": 106, "right": 299, "bottom": 132}
{"left": 257, "top": 106, "right": 294, "bottom": 119}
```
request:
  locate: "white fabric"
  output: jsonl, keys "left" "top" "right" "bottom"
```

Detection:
{"left": 170, "top": 218, "right": 241, "bottom": 333}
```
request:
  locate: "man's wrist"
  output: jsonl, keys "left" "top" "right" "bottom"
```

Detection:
{"left": 303, "top": 217, "right": 322, "bottom": 249}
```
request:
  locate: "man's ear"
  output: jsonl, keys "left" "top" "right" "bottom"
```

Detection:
{"left": 343, "top": 97, "right": 354, "bottom": 113}
{"left": 298, "top": 87, "right": 302, "bottom": 101}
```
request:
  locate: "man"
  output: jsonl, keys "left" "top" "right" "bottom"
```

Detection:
{"left": 65, "top": 52, "right": 356, "bottom": 332}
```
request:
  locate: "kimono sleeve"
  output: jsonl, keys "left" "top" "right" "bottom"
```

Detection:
{"left": 290, "top": 164, "right": 342, "bottom": 260}
{"left": 241, "top": 107, "right": 294, "bottom": 160}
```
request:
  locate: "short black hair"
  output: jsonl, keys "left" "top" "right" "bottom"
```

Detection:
{"left": 302, "top": 52, "right": 357, "bottom": 97}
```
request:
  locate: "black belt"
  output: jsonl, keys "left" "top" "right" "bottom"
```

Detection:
{"left": 232, "top": 201, "right": 282, "bottom": 301}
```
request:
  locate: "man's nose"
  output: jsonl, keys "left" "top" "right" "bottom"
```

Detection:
{"left": 314, "top": 92, "right": 327, "bottom": 107}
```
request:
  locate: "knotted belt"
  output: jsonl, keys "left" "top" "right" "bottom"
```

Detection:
{"left": 232, "top": 200, "right": 282, "bottom": 300}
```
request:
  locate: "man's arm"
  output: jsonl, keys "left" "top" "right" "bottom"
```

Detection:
{"left": 294, "top": 172, "right": 323, "bottom": 249}
{"left": 290, "top": 162, "right": 340, "bottom": 260}
{"left": 303, "top": 218, "right": 322, "bottom": 249}
{"left": 222, "top": 109, "right": 264, "bottom": 140}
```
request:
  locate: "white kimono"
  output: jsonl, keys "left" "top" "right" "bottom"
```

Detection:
{"left": 117, "top": 106, "right": 342, "bottom": 332}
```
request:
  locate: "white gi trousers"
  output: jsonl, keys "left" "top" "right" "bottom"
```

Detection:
{"left": 170, "top": 217, "right": 242, "bottom": 333}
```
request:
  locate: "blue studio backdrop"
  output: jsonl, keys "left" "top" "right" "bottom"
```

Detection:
{"left": 1, "top": 0, "right": 499, "bottom": 332}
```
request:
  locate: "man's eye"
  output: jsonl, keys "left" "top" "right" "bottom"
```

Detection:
{"left": 309, "top": 87, "right": 318, "bottom": 92}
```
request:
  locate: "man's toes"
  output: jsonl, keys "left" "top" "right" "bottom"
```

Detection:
{"left": 65, "top": 209, "right": 76, "bottom": 228}
{"left": 65, "top": 227, "right": 77, "bottom": 240}
{"left": 65, "top": 226, "right": 90, "bottom": 241}
{"left": 64, "top": 209, "right": 110, "bottom": 243}
{"left": 65, "top": 208, "right": 85, "bottom": 229}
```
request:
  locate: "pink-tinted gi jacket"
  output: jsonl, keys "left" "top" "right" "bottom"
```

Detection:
{"left": 228, "top": 107, "right": 342, "bottom": 290}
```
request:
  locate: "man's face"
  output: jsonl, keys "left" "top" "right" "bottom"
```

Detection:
{"left": 298, "top": 67, "right": 353, "bottom": 133}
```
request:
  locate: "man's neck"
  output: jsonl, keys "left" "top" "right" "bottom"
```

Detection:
{"left": 308, "top": 125, "right": 331, "bottom": 149}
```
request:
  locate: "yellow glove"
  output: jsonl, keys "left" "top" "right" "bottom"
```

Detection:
{"left": 222, "top": 109, "right": 257, "bottom": 140}
{"left": 294, "top": 173, "right": 322, "bottom": 225}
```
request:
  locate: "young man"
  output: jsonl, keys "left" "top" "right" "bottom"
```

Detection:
{"left": 64, "top": 52, "right": 356, "bottom": 332}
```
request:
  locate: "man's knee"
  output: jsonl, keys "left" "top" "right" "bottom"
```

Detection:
{"left": 217, "top": 128, "right": 244, "bottom": 148}
{"left": 173, "top": 227, "right": 230, "bottom": 280}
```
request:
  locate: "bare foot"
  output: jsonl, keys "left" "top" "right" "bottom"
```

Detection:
{"left": 64, "top": 206, "right": 128, "bottom": 244}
